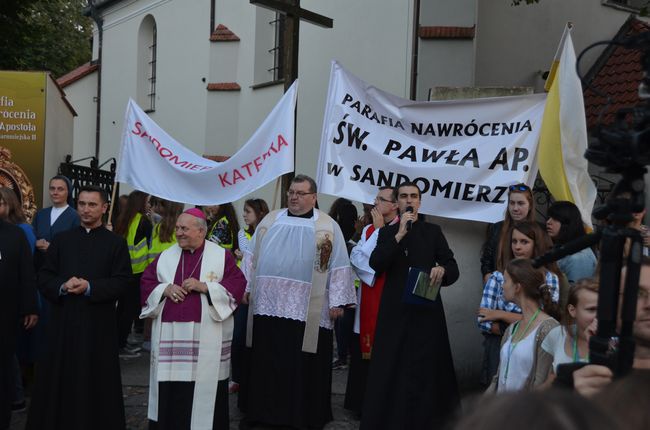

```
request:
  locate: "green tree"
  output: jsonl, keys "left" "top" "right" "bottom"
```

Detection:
{"left": 0, "top": 0, "right": 92, "bottom": 78}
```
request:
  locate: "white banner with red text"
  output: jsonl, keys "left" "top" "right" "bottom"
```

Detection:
{"left": 315, "top": 62, "right": 547, "bottom": 223}
{"left": 116, "top": 81, "right": 298, "bottom": 205}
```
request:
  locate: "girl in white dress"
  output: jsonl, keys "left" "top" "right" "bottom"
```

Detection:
{"left": 542, "top": 278, "right": 598, "bottom": 382}
{"left": 487, "top": 258, "right": 560, "bottom": 393}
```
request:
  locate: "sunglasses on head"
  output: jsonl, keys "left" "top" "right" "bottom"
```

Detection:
{"left": 509, "top": 184, "right": 530, "bottom": 192}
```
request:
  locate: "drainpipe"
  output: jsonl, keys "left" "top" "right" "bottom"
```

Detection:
{"left": 410, "top": 0, "right": 421, "bottom": 101}
{"left": 89, "top": 2, "right": 103, "bottom": 159}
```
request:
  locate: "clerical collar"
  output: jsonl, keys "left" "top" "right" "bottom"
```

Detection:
{"left": 287, "top": 208, "right": 314, "bottom": 219}
{"left": 80, "top": 224, "right": 103, "bottom": 233}
{"left": 183, "top": 241, "right": 206, "bottom": 254}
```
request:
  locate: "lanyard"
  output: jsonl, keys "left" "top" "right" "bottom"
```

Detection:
{"left": 572, "top": 325, "right": 589, "bottom": 363}
{"left": 503, "top": 308, "right": 541, "bottom": 385}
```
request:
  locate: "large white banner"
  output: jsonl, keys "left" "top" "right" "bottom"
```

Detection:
{"left": 316, "top": 62, "right": 547, "bottom": 223}
{"left": 116, "top": 81, "right": 298, "bottom": 205}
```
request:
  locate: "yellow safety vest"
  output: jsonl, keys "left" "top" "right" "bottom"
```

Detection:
{"left": 208, "top": 215, "right": 233, "bottom": 249}
{"left": 126, "top": 213, "right": 149, "bottom": 274}
{"left": 147, "top": 223, "right": 176, "bottom": 264}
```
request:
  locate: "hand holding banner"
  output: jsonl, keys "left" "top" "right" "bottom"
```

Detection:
{"left": 116, "top": 81, "right": 298, "bottom": 205}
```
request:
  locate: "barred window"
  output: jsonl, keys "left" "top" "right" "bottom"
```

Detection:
{"left": 269, "top": 13, "right": 286, "bottom": 81}
{"left": 138, "top": 15, "right": 157, "bottom": 112}
{"left": 253, "top": 8, "right": 286, "bottom": 86}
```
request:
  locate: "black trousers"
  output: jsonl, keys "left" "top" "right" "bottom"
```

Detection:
{"left": 116, "top": 273, "right": 142, "bottom": 348}
{"left": 149, "top": 379, "right": 229, "bottom": 430}
{"left": 480, "top": 333, "right": 503, "bottom": 386}
{"left": 334, "top": 307, "right": 355, "bottom": 361}
{"left": 231, "top": 304, "right": 248, "bottom": 384}
{"left": 0, "top": 354, "right": 12, "bottom": 430}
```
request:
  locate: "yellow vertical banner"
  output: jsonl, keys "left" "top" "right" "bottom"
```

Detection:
{"left": 0, "top": 71, "right": 46, "bottom": 209}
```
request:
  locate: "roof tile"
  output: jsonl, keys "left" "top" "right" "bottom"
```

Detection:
{"left": 210, "top": 24, "right": 240, "bottom": 42}
{"left": 56, "top": 62, "right": 99, "bottom": 88}
{"left": 206, "top": 82, "right": 241, "bottom": 91}
{"left": 419, "top": 25, "right": 475, "bottom": 40}
{"left": 584, "top": 18, "right": 649, "bottom": 129}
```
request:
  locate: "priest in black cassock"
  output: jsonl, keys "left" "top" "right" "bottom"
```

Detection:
{"left": 0, "top": 219, "right": 38, "bottom": 430}
{"left": 360, "top": 182, "right": 460, "bottom": 430}
{"left": 26, "top": 185, "right": 132, "bottom": 430}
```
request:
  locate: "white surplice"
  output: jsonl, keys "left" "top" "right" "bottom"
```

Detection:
{"left": 242, "top": 209, "right": 356, "bottom": 329}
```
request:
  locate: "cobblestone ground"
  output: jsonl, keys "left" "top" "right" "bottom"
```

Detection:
{"left": 9, "top": 352, "right": 361, "bottom": 430}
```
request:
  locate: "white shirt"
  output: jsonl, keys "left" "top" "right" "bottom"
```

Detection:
{"left": 349, "top": 224, "right": 379, "bottom": 286}
{"left": 50, "top": 205, "right": 69, "bottom": 226}
{"left": 497, "top": 325, "right": 540, "bottom": 393}
{"left": 541, "top": 325, "right": 588, "bottom": 372}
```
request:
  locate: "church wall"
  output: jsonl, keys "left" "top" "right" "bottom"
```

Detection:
{"left": 430, "top": 215, "right": 487, "bottom": 390}
{"left": 65, "top": 71, "right": 97, "bottom": 161}
{"left": 416, "top": 0, "right": 477, "bottom": 101}
{"left": 417, "top": 40, "right": 475, "bottom": 100}
{"left": 205, "top": 91, "right": 240, "bottom": 157}
{"left": 44, "top": 77, "right": 74, "bottom": 202}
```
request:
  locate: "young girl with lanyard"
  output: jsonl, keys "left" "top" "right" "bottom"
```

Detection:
{"left": 541, "top": 278, "right": 598, "bottom": 382}
{"left": 477, "top": 221, "right": 561, "bottom": 385}
{"left": 488, "top": 258, "right": 560, "bottom": 393}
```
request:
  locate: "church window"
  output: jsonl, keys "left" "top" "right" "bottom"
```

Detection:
{"left": 253, "top": 8, "right": 285, "bottom": 86}
{"left": 137, "top": 15, "right": 157, "bottom": 112}
{"left": 269, "top": 13, "right": 286, "bottom": 81}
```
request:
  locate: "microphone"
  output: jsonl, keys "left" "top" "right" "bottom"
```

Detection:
{"left": 405, "top": 206, "right": 413, "bottom": 231}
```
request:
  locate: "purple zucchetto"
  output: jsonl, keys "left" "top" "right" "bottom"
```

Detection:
{"left": 183, "top": 208, "right": 206, "bottom": 220}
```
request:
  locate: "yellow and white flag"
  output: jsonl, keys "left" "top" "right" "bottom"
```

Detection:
{"left": 538, "top": 24, "right": 596, "bottom": 227}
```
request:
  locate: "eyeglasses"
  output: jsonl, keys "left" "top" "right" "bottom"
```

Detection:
{"left": 509, "top": 184, "right": 530, "bottom": 192}
{"left": 374, "top": 196, "right": 396, "bottom": 204}
{"left": 619, "top": 288, "right": 650, "bottom": 301}
{"left": 287, "top": 191, "right": 315, "bottom": 198}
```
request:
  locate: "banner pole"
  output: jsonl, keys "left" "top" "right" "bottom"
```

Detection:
{"left": 107, "top": 181, "right": 118, "bottom": 226}
{"left": 272, "top": 177, "right": 282, "bottom": 210}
